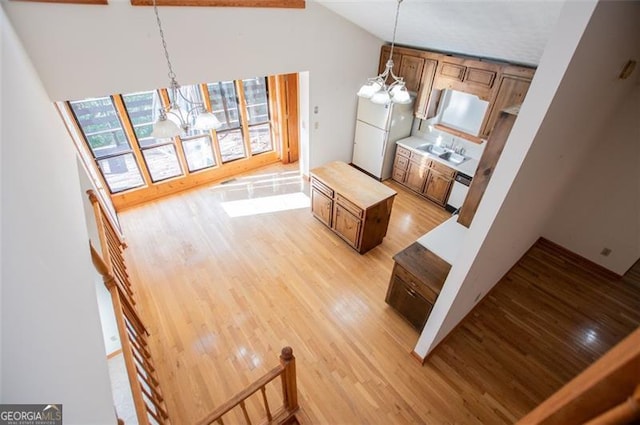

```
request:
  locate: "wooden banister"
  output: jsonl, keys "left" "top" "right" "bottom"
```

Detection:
{"left": 197, "top": 347, "right": 299, "bottom": 425}
{"left": 88, "top": 190, "right": 171, "bottom": 425}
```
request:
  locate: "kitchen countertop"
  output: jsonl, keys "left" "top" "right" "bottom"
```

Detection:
{"left": 310, "top": 161, "right": 397, "bottom": 208}
{"left": 396, "top": 136, "right": 479, "bottom": 177}
{"left": 416, "top": 216, "right": 468, "bottom": 265}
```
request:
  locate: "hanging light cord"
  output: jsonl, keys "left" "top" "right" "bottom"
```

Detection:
{"left": 388, "top": 0, "right": 403, "bottom": 62}
{"left": 152, "top": 0, "right": 177, "bottom": 84}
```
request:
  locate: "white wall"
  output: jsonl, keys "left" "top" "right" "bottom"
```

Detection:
{"left": 1, "top": 8, "right": 116, "bottom": 424}
{"left": 3, "top": 1, "right": 382, "bottom": 175}
{"left": 415, "top": 0, "right": 640, "bottom": 357}
{"left": 543, "top": 86, "right": 640, "bottom": 275}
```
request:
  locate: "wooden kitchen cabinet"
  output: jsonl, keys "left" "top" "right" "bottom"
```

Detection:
{"left": 375, "top": 45, "right": 535, "bottom": 140}
{"left": 392, "top": 147, "right": 455, "bottom": 208}
{"left": 386, "top": 242, "right": 450, "bottom": 331}
{"left": 432, "top": 57, "right": 501, "bottom": 102}
{"left": 480, "top": 67, "right": 535, "bottom": 138}
{"left": 334, "top": 204, "right": 361, "bottom": 248}
{"left": 311, "top": 186, "right": 332, "bottom": 227}
{"left": 423, "top": 171, "right": 453, "bottom": 206}
{"left": 310, "top": 161, "right": 397, "bottom": 254}
{"left": 379, "top": 46, "right": 425, "bottom": 93}
{"left": 404, "top": 160, "right": 430, "bottom": 192}
{"left": 414, "top": 58, "right": 439, "bottom": 120}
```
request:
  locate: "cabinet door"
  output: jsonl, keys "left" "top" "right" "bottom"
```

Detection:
{"left": 379, "top": 46, "right": 401, "bottom": 77}
{"left": 423, "top": 171, "right": 452, "bottom": 206}
{"left": 404, "top": 161, "right": 429, "bottom": 193}
{"left": 385, "top": 276, "right": 432, "bottom": 330}
{"left": 481, "top": 75, "right": 532, "bottom": 138}
{"left": 415, "top": 59, "right": 439, "bottom": 119}
{"left": 399, "top": 55, "right": 425, "bottom": 93}
{"left": 333, "top": 204, "right": 361, "bottom": 248}
{"left": 311, "top": 187, "right": 332, "bottom": 227}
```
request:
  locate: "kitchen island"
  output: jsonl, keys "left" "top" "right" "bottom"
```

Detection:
{"left": 310, "top": 161, "right": 396, "bottom": 254}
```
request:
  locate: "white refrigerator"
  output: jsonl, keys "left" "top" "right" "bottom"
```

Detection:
{"left": 352, "top": 96, "right": 414, "bottom": 180}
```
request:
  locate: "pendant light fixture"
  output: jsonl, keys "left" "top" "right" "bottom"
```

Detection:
{"left": 357, "top": 0, "right": 411, "bottom": 105}
{"left": 150, "top": 0, "right": 221, "bottom": 139}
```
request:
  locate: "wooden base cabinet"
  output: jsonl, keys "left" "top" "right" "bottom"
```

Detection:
{"left": 392, "top": 147, "right": 455, "bottom": 207}
{"left": 386, "top": 266, "right": 433, "bottom": 330}
{"left": 310, "top": 161, "right": 397, "bottom": 254}
{"left": 385, "top": 243, "right": 450, "bottom": 331}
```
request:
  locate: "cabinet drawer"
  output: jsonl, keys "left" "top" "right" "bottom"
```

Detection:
{"left": 311, "top": 177, "right": 333, "bottom": 198}
{"left": 440, "top": 62, "right": 465, "bottom": 81}
{"left": 393, "top": 264, "right": 438, "bottom": 303}
{"left": 430, "top": 161, "right": 455, "bottom": 179}
{"left": 336, "top": 194, "right": 364, "bottom": 218}
{"left": 394, "top": 154, "right": 409, "bottom": 171}
{"left": 409, "top": 152, "right": 432, "bottom": 167}
{"left": 396, "top": 146, "right": 411, "bottom": 158}
{"left": 392, "top": 167, "right": 406, "bottom": 183}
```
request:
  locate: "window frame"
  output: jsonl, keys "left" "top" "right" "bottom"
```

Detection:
{"left": 69, "top": 95, "right": 147, "bottom": 194}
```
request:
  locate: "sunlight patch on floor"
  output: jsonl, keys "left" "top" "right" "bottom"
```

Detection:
{"left": 221, "top": 192, "right": 310, "bottom": 217}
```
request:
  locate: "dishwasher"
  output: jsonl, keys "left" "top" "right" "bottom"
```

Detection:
{"left": 446, "top": 172, "right": 472, "bottom": 213}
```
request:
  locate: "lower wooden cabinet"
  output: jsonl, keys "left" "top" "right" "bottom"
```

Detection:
{"left": 385, "top": 243, "right": 450, "bottom": 331}
{"left": 386, "top": 271, "right": 433, "bottom": 330}
{"left": 310, "top": 161, "right": 397, "bottom": 254}
{"left": 333, "top": 204, "right": 361, "bottom": 248}
{"left": 423, "top": 170, "right": 453, "bottom": 206}
{"left": 392, "top": 147, "right": 455, "bottom": 207}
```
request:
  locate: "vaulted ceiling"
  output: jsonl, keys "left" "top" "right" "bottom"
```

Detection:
{"left": 315, "top": 0, "right": 566, "bottom": 66}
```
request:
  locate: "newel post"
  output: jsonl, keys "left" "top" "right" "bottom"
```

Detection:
{"left": 279, "top": 346, "right": 298, "bottom": 411}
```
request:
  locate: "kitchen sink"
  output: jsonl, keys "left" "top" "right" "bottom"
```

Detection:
{"left": 414, "top": 143, "right": 469, "bottom": 165}
{"left": 439, "top": 151, "right": 468, "bottom": 165}
{"left": 416, "top": 143, "right": 447, "bottom": 156}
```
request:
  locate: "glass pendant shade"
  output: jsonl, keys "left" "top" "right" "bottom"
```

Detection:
{"left": 370, "top": 90, "right": 391, "bottom": 105}
{"left": 391, "top": 84, "right": 411, "bottom": 104}
{"left": 357, "top": 81, "right": 382, "bottom": 99}
{"left": 194, "top": 111, "right": 222, "bottom": 131}
{"left": 151, "top": 117, "right": 182, "bottom": 138}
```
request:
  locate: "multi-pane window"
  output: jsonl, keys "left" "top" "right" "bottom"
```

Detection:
{"left": 243, "top": 77, "right": 272, "bottom": 155}
{"left": 207, "top": 81, "right": 245, "bottom": 163}
{"left": 70, "top": 77, "right": 275, "bottom": 195}
{"left": 69, "top": 97, "right": 144, "bottom": 193}
{"left": 122, "top": 91, "right": 183, "bottom": 182}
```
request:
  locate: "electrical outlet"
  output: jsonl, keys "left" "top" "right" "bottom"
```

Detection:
{"left": 600, "top": 247, "right": 612, "bottom": 257}
{"left": 314, "top": 122, "right": 319, "bottom": 130}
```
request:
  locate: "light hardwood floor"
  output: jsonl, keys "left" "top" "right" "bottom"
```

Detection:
{"left": 119, "top": 163, "right": 640, "bottom": 424}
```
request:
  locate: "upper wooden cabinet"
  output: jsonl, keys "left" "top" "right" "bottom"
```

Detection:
{"left": 379, "top": 46, "right": 424, "bottom": 93}
{"left": 480, "top": 66, "right": 535, "bottom": 138}
{"left": 375, "top": 45, "right": 535, "bottom": 138}
{"left": 432, "top": 57, "right": 501, "bottom": 101}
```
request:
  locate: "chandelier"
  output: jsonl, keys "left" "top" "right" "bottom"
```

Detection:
{"left": 357, "top": 0, "right": 411, "bottom": 105}
{"left": 150, "top": 0, "right": 221, "bottom": 138}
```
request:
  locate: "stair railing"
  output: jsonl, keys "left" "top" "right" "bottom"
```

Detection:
{"left": 88, "top": 190, "right": 170, "bottom": 425}
{"left": 196, "top": 347, "right": 299, "bottom": 425}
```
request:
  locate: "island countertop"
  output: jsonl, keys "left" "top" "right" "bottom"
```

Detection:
{"left": 310, "top": 161, "right": 397, "bottom": 209}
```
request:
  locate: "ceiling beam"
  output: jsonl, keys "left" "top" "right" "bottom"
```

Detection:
{"left": 130, "top": 0, "right": 305, "bottom": 8}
